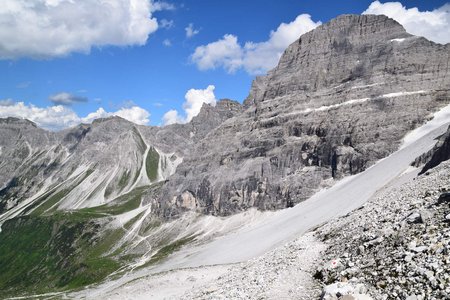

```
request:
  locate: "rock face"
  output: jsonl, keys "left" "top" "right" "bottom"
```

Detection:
{"left": 158, "top": 14, "right": 450, "bottom": 217}
{"left": 0, "top": 100, "right": 241, "bottom": 219}
{"left": 413, "top": 125, "right": 450, "bottom": 174}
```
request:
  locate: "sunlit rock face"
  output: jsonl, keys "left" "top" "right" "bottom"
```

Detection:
{"left": 159, "top": 14, "right": 450, "bottom": 217}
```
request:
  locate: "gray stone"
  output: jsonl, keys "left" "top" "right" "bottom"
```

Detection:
{"left": 407, "top": 212, "right": 422, "bottom": 224}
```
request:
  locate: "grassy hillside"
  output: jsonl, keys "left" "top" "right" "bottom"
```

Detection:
{"left": 146, "top": 147, "right": 160, "bottom": 182}
{"left": 0, "top": 214, "right": 123, "bottom": 298}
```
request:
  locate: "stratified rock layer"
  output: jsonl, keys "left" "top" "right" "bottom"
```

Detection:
{"left": 159, "top": 14, "right": 450, "bottom": 217}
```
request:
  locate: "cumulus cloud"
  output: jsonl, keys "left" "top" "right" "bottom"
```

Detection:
{"left": 113, "top": 106, "right": 150, "bottom": 125}
{"left": 0, "top": 0, "right": 162, "bottom": 59}
{"left": 185, "top": 23, "right": 200, "bottom": 38}
{"left": 0, "top": 102, "right": 81, "bottom": 130}
{"left": 191, "top": 14, "right": 321, "bottom": 75}
{"left": 163, "top": 39, "right": 172, "bottom": 47}
{"left": 192, "top": 34, "right": 243, "bottom": 73}
{"left": 162, "top": 85, "right": 217, "bottom": 125}
{"left": 80, "top": 106, "right": 150, "bottom": 125}
{"left": 162, "top": 109, "right": 184, "bottom": 125}
{"left": 363, "top": 1, "right": 450, "bottom": 44}
{"left": 0, "top": 100, "right": 150, "bottom": 130}
{"left": 49, "top": 92, "right": 88, "bottom": 106}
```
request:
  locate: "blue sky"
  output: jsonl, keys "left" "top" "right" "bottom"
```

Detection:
{"left": 0, "top": 0, "right": 449, "bottom": 129}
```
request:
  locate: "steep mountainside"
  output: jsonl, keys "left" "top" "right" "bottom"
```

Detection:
{"left": 0, "top": 99, "right": 241, "bottom": 221}
{"left": 0, "top": 14, "right": 449, "bottom": 298}
{"left": 159, "top": 14, "right": 450, "bottom": 217}
{"left": 0, "top": 100, "right": 242, "bottom": 297}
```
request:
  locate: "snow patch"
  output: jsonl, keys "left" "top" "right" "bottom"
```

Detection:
{"left": 390, "top": 38, "right": 406, "bottom": 43}
{"left": 401, "top": 102, "right": 450, "bottom": 149}
{"left": 266, "top": 90, "right": 429, "bottom": 122}
{"left": 382, "top": 90, "right": 427, "bottom": 98}
{"left": 333, "top": 83, "right": 346, "bottom": 89}
{"left": 400, "top": 165, "right": 418, "bottom": 176}
{"left": 350, "top": 82, "right": 383, "bottom": 90}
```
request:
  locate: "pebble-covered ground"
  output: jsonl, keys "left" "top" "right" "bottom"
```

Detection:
{"left": 316, "top": 161, "right": 450, "bottom": 300}
{"left": 180, "top": 232, "right": 326, "bottom": 299}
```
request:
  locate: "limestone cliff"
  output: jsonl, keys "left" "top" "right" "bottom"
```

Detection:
{"left": 157, "top": 14, "right": 450, "bottom": 217}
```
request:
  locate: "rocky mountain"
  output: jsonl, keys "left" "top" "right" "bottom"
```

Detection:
{"left": 159, "top": 14, "right": 450, "bottom": 217}
{"left": 0, "top": 99, "right": 241, "bottom": 219}
{"left": 0, "top": 13, "right": 449, "bottom": 298}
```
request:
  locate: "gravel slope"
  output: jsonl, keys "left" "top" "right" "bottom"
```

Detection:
{"left": 316, "top": 160, "right": 450, "bottom": 300}
{"left": 102, "top": 233, "right": 325, "bottom": 300}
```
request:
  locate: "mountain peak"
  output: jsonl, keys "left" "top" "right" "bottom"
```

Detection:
{"left": 0, "top": 117, "right": 37, "bottom": 128}
{"left": 91, "top": 115, "right": 130, "bottom": 125}
{"left": 245, "top": 13, "right": 422, "bottom": 107}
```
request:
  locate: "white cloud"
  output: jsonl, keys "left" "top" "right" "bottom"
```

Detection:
{"left": 0, "top": 102, "right": 81, "bottom": 130}
{"left": 160, "top": 19, "right": 174, "bottom": 29}
{"left": 81, "top": 106, "right": 150, "bottom": 125}
{"left": 184, "top": 85, "right": 217, "bottom": 122}
{"left": 0, "top": 0, "right": 162, "bottom": 59}
{"left": 113, "top": 106, "right": 150, "bottom": 125}
{"left": 185, "top": 23, "right": 200, "bottom": 38}
{"left": 163, "top": 39, "right": 172, "bottom": 47}
{"left": 191, "top": 34, "right": 243, "bottom": 73}
{"left": 191, "top": 14, "right": 321, "bottom": 75}
{"left": 81, "top": 107, "right": 110, "bottom": 124}
{"left": 0, "top": 101, "right": 150, "bottom": 130}
{"left": 162, "top": 85, "right": 217, "bottom": 125}
{"left": 49, "top": 92, "right": 88, "bottom": 105}
{"left": 162, "top": 109, "right": 184, "bottom": 125}
{"left": 363, "top": 1, "right": 450, "bottom": 44}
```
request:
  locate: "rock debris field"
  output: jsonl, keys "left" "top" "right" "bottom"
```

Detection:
{"left": 316, "top": 161, "right": 450, "bottom": 300}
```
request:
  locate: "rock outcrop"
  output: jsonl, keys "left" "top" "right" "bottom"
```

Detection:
{"left": 413, "top": 125, "right": 450, "bottom": 175}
